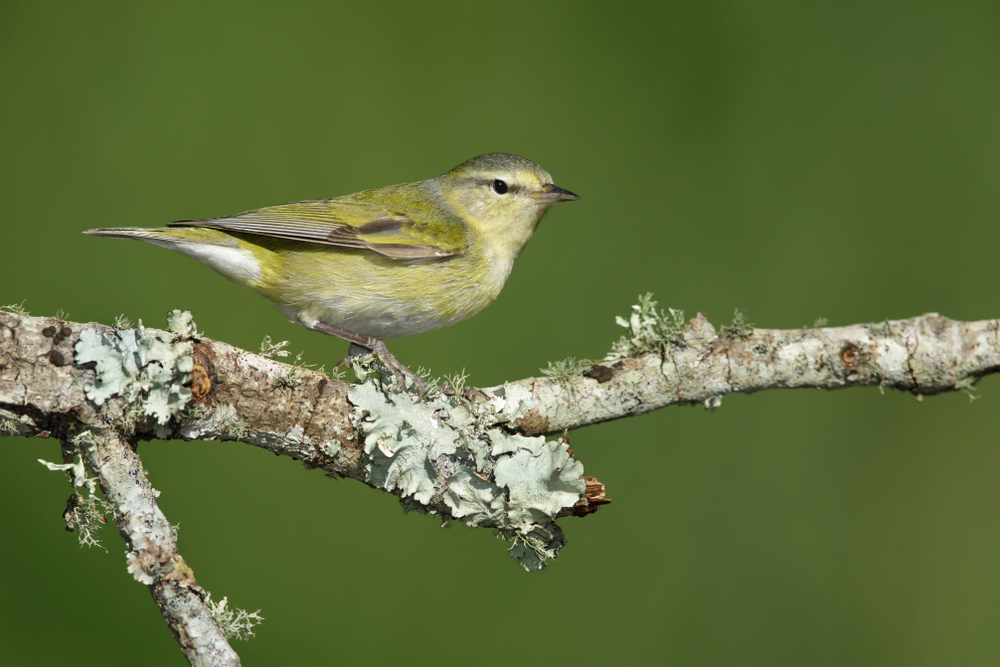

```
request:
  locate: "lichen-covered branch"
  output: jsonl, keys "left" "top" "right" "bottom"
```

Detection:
{"left": 78, "top": 429, "right": 243, "bottom": 667}
{"left": 2, "top": 302, "right": 997, "bottom": 662}
{"left": 14, "top": 395, "right": 243, "bottom": 661}
{"left": 0, "top": 309, "right": 609, "bottom": 575}
{"left": 499, "top": 310, "right": 1000, "bottom": 435}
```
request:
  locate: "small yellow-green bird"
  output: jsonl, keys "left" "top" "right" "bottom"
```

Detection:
{"left": 85, "top": 153, "right": 579, "bottom": 392}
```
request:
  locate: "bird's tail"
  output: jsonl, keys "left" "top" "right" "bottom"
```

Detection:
{"left": 84, "top": 226, "right": 217, "bottom": 243}
{"left": 83, "top": 227, "right": 263, "bottom": 283}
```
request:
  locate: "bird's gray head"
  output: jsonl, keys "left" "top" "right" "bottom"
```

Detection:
{"left": 437, "top": 153, "right": 579, "bottom": 253}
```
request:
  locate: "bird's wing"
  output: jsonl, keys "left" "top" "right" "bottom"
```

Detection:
{"left": 168, "top": 198, "right": 467, "bottom": 259}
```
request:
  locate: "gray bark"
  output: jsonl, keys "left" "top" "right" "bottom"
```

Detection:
{"left": 2, "top": 308, "right": 996, "bottom": 665}
{"left": 499, "top": 312, "right": 1000, "bottom": 434}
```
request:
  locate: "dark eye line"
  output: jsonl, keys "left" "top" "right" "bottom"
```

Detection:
{"left": 484, "top": 178, "right": 520, "bottom": 195}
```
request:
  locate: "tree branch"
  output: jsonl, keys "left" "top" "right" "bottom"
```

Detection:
{"left": 2, "top": 304, "right": 997, "bottom": 665}
{"left": 499, "top": 311, "right": 1000, "bottom": 435}
{"left": 2, "top": 311, "right": 245, "bottom": 666}
{"left": 78, "top": 429, "right": 243, "bottom": 667}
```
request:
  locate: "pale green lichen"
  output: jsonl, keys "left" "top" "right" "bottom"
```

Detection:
{"left": 317, "top": 438, "right": 341, "bottom": 458}
{"left": 721, "top": 308, "right": 753, "bottom": 338}
{"left": 55, "top": 308, "right": 70, "bottom": 321}
{"left": 71, "top": 429, "right": 101, "bottom": 450}
{"left": 0, "top": 415, "right": 18, "bottom": 436}
{"left": 349, "top": 376, "right": 585, "bottom": 571}
{"left": 499, "top": 526, "right": 564, "bottom": 572}
{"left": 441, "top": 428, "right": 584, "bottom": 555}
{"left": 229, "top": 421, "right": 250, "bottom": 441}
{"left": 205, "top": 593, "right": 264, "bottom": 641}
{"left": 275, "top": 350, "right": 325, "bottom": 388}
{"left": 166, "top": 309, "right": 200, "bottom": 339}
{"left": 113, "top": 313, "right": 133, "bottom": 330}
{"left": 492, "top": 437, "right": 584, "bottom": 519}
{"left": 119, "top": 402, "right": 145, "bottom": 433}
{"left": 39, "top": 433, "right": 112, "bottom": 550}
{"left": 350, "top": 353, "right": 392, "bottom": 388}
{"left": 949, "top": 357, "right": 984, "bottom": 402}
{"left": 954, "top": 376, "right": 980, "bottom": 402}
{"left": 441, "top": 368, "right": 470, "bottom": 395}
{"left": 259, "top": 335, "right": 291, "bottom": 359}
{"left": 274, "top": 366, "right": 303, "bottom": 389}
{"left": 66, "top": 492, "right": 113, "bottom": 552}
{"left": 1, "top": 300, "right": 29, "bottom": 316}
{"left": 39, "top": 454, "right": 96, "bottom": 490}
{"left": 74, "top": 313, "right": 197, "bottom": 437}
{"left": 605, "top": 293, "right": 686, "bottom": 362}
{"left": 541, "top": 357, "right": 592, "bottom": 394}
{"left": 196, "top": 401, "right": 242, "bottom": 438}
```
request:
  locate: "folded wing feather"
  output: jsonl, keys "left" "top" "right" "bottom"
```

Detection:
{"left": 169, "top": 199, "right": 467, "bottom": 260}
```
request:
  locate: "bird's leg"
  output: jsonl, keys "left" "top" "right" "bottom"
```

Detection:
{"left": 307, "top": 322, "right": 428, "bottom": 398}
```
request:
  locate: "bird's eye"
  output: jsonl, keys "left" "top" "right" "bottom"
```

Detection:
{"left": 492, "top": 179, "right": 509, "bottom": 195}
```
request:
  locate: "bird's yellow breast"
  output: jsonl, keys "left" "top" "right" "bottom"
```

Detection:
{"left": 240, "top": 229, "right": 511, "bottom": 340}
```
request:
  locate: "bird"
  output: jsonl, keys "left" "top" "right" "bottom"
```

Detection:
{"left": 84, "top": 153, "right": 580, "bottom": 395}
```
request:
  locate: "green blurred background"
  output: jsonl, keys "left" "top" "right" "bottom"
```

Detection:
{"left": 3, "top": 1, "right": 1000, "bottom": 664}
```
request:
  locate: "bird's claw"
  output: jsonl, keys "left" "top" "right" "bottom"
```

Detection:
{"left": 368, "top": 340, "right": 428, "bottom": 400}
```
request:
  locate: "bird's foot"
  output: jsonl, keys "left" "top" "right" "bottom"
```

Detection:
{"left": 310, "top": 323, "right": 428, "bottom": 400}
{"left": 365, "top": 340, "right": 428, "bottom": 399}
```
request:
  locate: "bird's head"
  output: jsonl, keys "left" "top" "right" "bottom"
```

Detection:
{"left": 437, "top": 153, "right": 579, "bottom": 255}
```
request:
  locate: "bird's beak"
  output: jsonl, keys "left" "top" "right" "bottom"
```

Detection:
{"left": 532, "top": 183, "right": 581, "bottom": 203}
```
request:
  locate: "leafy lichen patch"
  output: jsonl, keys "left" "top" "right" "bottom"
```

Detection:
{"left": 492, "top": 436, "right": 585, "bottom": 522}
{"left": 166, "top": 309, "right": 199, "bottom": 339}
{"left": 349, "top": 380, "right": 586, "bottom": 571}
{"left": 74, "top": 313, "right": 197, "bottom": 437}
{"left": 488, "top": 382, "right": 540, "bottom": 425}
{"left": 351, "top": 382, "right": 462, "bottom": 505}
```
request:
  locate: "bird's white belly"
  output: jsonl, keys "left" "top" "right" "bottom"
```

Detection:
{"left": 279, "top": 283, "right": 490, "bottom": 340}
